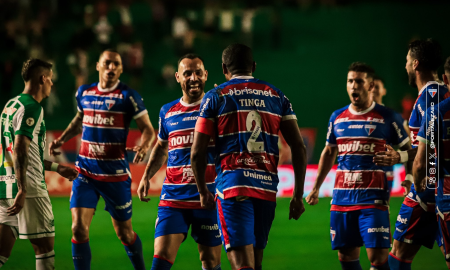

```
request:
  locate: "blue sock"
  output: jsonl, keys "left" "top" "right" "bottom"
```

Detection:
{"left": 151, "top": 255, "right": 173, "bottom": 270}
{"left": 339, "top": 259, "right": 363, "bottom": 270}
{"left": 371, "top": 258, "right": 390, "bottom": 270}
{"left": 72, "top": 239, "right": 91, "bottom": 270}
{"left": 123, "top": 233, "right": 146, "bottom": 270}
{"left": 202, "top": 264, "right": 222, "bottom": 270}
{"left": 388, "top": 253, "right": 411, "bottom": 270}
{"left": 255, "top": 266, "right": 262, "bottom": 270}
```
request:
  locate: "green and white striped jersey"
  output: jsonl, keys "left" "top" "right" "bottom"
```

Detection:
{"left": 0, "top": 94, "right": 47, "bottom": 199}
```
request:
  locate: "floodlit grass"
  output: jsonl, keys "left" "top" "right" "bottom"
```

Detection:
{"left": 4, "top": 197, "right": 446, "bottom": 269}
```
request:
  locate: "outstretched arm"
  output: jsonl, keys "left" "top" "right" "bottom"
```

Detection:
{"left": 280, "top": 119, "right": 307, "bottom": 220}
{"left": 126, "top": 114, "right": 155, "bottom": 163}
{"left": 191, "top": 131, "right": 215, "bottom": 210}
{"left": 137, "top": 140, "right": 168, "bottom": 202}
{"left": 43, "top": 160, "right": 79, "bottom": 181}
{"left": 306, "top": 145, "right": 338, "bottom": 205}
{"left": 49, "top": 112, "right": 83, "bottom": 156}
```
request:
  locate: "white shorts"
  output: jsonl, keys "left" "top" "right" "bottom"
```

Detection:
{"left": 0, "top": 196, "right": 55, "bottom": 239}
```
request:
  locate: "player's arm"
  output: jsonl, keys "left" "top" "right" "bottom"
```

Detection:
{"left": 137, "top": 139, "right": 168, "bottom": 202}
{"left": 398, "top": 141, "right": 414, "bottom": 195}
{"left": 306, "top": 145, "right": 338, "bottom": 206}
{"left": 43, "top": 160, "right": 78, "bottom": 181}
{"left": 373, "top": 145, "right": 417, "bottom": 166}
{"left": 49, "top": 111, "right": 83, "bottom": 156}
{"left": 191, "top": 130, "right": 215, "bottom": 210}
{"left": 126, "top": 114, "right": 155, "bottom": 163}
{"left": 412, "top": 141, "right": 430, "bottom": 193}
{"left": 8, "top": 135, "right": 31, "bottom": 216}
{"left": 280, "top": 119, "right": 307, "bottom": 220}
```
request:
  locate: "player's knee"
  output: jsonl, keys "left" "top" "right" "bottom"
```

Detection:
{"left": 71, "top": 223, "right": 89, "bottom": 241}
{"left": 116, "top": 230, "right": 135, "bottom": 244}
{"left": 199, "top": 253, "right": 219, "bottom": 268}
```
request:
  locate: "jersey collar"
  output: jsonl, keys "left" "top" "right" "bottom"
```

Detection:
{"left": 97, "top": 80, "right": 120, "bottom": 92}
{"left": 348, "top": 101, "right": 376, "bottom": 115}
{"left": 180, "top": 97, "right": 202, "bottom": 107}
{"left": 231, "top": 76, "right": 254, "bottom": 80}
{"left": 418, "top": 81, "right": 443, "bottom": 96}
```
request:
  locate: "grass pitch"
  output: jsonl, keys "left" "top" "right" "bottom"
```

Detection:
{"left": 4, "top": 197, "right": 447, "bottom": 269}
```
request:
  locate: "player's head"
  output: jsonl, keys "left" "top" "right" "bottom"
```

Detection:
{"left": 97, "top": 49, "right": 123, "bottom": 86}
{"left": 21, "top": 58, "right": 53, "bottom": 98}
{"left": 222, "top": 44, "right": 255, "bottom": 81}
{"left": 372, "top": 75, "right": 387, "bottom": 105}
{"left": 406, "top": 39, "right": 442, "bottom": 87}
{"left": 175, "top": 53, "right": 208, "bottom": 102}
{"left": 443, "top": 56, "right": 450, "bottom": 89}
{"left": 347, "top": 62, "right": 375, "bottom": 109}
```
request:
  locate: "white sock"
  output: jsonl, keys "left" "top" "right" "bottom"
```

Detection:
{"left": 0, "top": 255, "right": 8, "bottom": 268}
{"left": 36, "top": 250, "right": 55, "bottom": 270}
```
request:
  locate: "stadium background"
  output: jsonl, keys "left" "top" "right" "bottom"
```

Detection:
{"left": 1, "top": 0, "right": 450, "bottom": 269}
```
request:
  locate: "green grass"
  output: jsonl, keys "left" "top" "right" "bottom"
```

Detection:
{"left": 4, "top": 197, "right": 447, "bottom": 269}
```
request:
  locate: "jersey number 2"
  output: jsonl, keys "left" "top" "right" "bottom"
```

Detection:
{"left": 246, "top": 110, "right": 264, "bottom": 152}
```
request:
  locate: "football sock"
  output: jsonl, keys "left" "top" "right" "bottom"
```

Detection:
{"left": 255, "top": 266, "right": 262, "bottom": 270}
{"left": 36, "top": 250, "right": 55, "bottom": 270}
{"left": 202, "top": 264, "right": 222, "bottom": 270}
{"left": 388, "top": 253, "right": 411, "bottom": 270}
{"left": 237, "top": 268, "right": 254, "bottom": 270}
{"left": 151, "top": 255, "right": 173, "bottom": 270}
{"left": 123, "top": 232, "right": 146, "bottom": 270}
{"left": 370, "top": 258, "right": 390, "bottom": 270}
{"left": 339, "top": 259, "right": 363, "bottom": 270}
{"left": 0, "top": 255, "right": 8, "bottom": 268}
{"left": 72, "top": 239, "right": 91, "bottom": 270}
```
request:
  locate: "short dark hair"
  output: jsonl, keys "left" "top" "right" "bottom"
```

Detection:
{"left": 408, "top": 39, "right": 442, "bottom": 72}
{"left": 21, "top": 58, "right": 53, "bottom": 82}
{"left": 373, "top": 75, "right": 385, "bottom": 84}
{"left": 348, "top": 62, "right": 375, "bottom": 79}
{"left": 222, "top": 44, "right": 253, "bottom": 75}
{"left": 444, "top": 56, "right": 450, "bottom": 74}
{"left": 99, "top": 48, "right": 120, "bottom": 60}
{"left": 177, "top": 53, "right": 204, "bottom": 67}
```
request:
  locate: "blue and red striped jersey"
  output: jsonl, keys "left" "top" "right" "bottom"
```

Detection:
{"left": 196, "top": 76, "right": 296, "bottom": 202}
{"left": 158, "top": 98, "right": 216, "bottom": 209}
{"left": 407, "top": 81, "right": 449, "bottom": 206}
{"left": 417, "top": 97, "right": 450, "bottom": 214}
{"left": 326, "top": 102, "right": 409, "bottom": 209}
{"left": 75, "top": 81, "right": 147, "bottom": 182}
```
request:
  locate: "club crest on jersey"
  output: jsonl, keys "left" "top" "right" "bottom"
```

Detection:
{"left": 365, "top": 124, "right": 376, "bottom": 135}
{"left": 428, "top": 88, "right": 437, "bottom": 98}
{"left": 105, "top": 99, "right": 115, "bottom": 110}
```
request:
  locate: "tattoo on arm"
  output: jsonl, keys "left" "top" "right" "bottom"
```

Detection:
{"left": 59, "top": 112, "right": 83, "bottom": 143}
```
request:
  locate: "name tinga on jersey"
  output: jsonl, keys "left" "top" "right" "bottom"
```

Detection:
{"left": 337, "top": 141, "right": 376, "bottom": 153}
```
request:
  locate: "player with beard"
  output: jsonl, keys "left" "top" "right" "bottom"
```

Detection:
{"left": 49, "top": 49, "right": 155, "bottom": 270}
{"left": 138, "top": 54, "right": 221, "bottom": 270}
{"left": 373, "top": 39, "right": 450, "bottom": 270}
{"left": 307, "top": 62, "right": 412, "bottom": 270}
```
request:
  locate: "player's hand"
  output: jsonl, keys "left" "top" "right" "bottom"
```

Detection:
{"left": 126, "top": 146, "right": 148, "bottom": 163}
{"left": 402, "top": 180, "right": 413, "bottom": 195}
{"left": 289, "top": 196, "right": 305, "bottom": 220}
{"left": 413, "top": 177, "right": 426, "bottom": 193}
{"left": 200, "top": 191, "right": 215, "bottom": 210}
{"left": 373, "top": 144, "right": 400, "bottom": 166}
{"left": 306, "top": 189, "right": 319, "bottom": 205}
{"left": 49, "top": 139, "right": 64, "bottom": 156}
{"left": 57, "top": 165, "right": 78, "bottom": 181}
{"left": 137, "top": 178, "right": 151, "bottom": 202}
{"left": 7, "top": 190, "right": 26, "bottom": 216}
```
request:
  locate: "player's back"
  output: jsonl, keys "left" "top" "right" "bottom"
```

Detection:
{"left": 408, "top": 81, "right": 450, "bottom": 203}
{"left": 75, "top": 81, "right": 147, "bottom": 182}
{"left": 327, "top": 103, "right": 409, "bottom": 207}
{"left": 200, "top": 76, "right": 296, "bottom": 202}
{"left": 158, "top": 98, "right": 216, "bottom": 209}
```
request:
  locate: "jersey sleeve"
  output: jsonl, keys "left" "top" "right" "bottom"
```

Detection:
{"left": 417, "top": 106, "right": 438, "bottom": 145}
{"left": 281, "top": 94, "right": 297, "bottom": 121}
{"left": 14, "top": 103, "right": 42, "bottom": 140}
{"left": 75, "top": 86, "right": 83, "bottom": 112}
{"left": 326, "top": 112, "right": 337, "bottom": 147}
{"left": 196, "top": 90, "right": 220, "bottom": 136}
{"left": 127, "top": 90, "right": 148, "bottom": 119}
{"left": 390, "top": 112, "right": 410, "bottom": 147}
{"left": 157, "top": 107, "right": 168, "bottom": 142}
